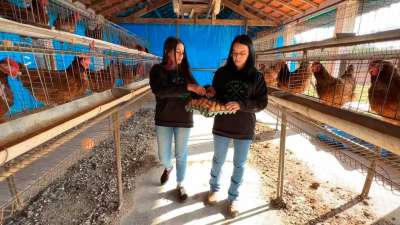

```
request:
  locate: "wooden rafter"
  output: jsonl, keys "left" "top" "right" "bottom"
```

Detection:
{"left": 99, "top": 0, "right": 142, "bottom": 17}
{"left": 223, "top": 0, "right": 263, "bottom": 20}
{"left": 273, "top": 0, "right": 305, "bottom": 14}
{"left": 243, "top": 2, "right": 282, "bottom": 24}
{"left": 114, "top": 0, "right": 170, "bottom": 21}
{"left": 253, "top": 0, "right": 292, "bottom": 19}
{"left": 298, "top": 0, "right": 319, "bottom": 8}
{"left": 284, "top": 0, "right": 344, "bottom": 23}
{"left": 115, "top": 17, "right": 276, "bottom": 26}
{"left": 89, "top": 0, "right": 111, "bottom": 10}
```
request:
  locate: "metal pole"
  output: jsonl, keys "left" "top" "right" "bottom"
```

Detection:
{"left": 276, "top": 109, "right": 287, "bottom": 203}
{"left": 275, "top": 110, "right": 280, "bottom": 131}
{"left": 361, "top": 146, "right": 379, "bottom": 198}
{"left": 112, "top": 112, "right": 123, "bottom": 210}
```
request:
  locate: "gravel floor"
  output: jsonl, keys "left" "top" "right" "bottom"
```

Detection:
{"left": 6, "top": 108, "right": 156, "bottom": 225}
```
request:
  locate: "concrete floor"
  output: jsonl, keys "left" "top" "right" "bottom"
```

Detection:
{"left": 120, "top": 114, "right": 284, "bottom": 225}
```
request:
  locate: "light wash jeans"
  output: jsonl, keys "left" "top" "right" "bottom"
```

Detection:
{"left": 209, "top": 134, "right": 252, "bottom": 201}
{"left": 156, "top": 126, "right": 191, "bottom": 183}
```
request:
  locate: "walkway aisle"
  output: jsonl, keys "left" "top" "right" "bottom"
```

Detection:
{"left": 121, "top": 114, "right": 283, "bottom": 225}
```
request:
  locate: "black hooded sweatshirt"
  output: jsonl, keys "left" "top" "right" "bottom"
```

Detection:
{"left": 149, "top": 63, "right": 196, "bottom": 128}
{"left": 212, "top": 66, "right": 268, "bottom": 139}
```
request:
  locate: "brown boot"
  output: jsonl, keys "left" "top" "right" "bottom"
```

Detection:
{"left": 176, "top": 186, "right": 188, "bottom": 202}
{"left": 206, "top": 191, "right": 218, "bottom": 205}
{"left": 227, "top": 201, "right": 239, "bottom": 218}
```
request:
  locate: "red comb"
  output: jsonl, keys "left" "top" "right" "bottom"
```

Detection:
{"left": 74, "top": 12, "right": 81, "bottom": 21}
{"left": 1, "top": 58, "right": 20, "bottom": 77}
{"left": 40, "top": 0, "right": 48, "bottom": 6}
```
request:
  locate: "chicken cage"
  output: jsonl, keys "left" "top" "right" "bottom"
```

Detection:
{"left": 0, "top": 0, "right": 146, "bottom": 50}
{"left": 0, "top": 3, "right": 160, "bottom": 221}
{"left": 0, "top": 39, "right": 157, "bottom": 123}
{"left": 255, "top": 0, "right": 400, "bottom": 206}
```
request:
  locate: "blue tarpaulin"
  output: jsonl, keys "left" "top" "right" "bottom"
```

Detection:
{"left": 120, "top": 24, "right": 245, "bottom": 86}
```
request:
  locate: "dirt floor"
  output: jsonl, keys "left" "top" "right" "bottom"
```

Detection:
{"left": 4, "top": 109, "right": 397, "bottom": 225}
{"left": 5, "top": 109, "right": 157, "bottom": 225}
{"left": 249, "top": 122, "right": 387, "bottom": 225}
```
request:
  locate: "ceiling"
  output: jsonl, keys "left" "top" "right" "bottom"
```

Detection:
{"left": 75, "top": 0, "right": 341, "bottom": 37}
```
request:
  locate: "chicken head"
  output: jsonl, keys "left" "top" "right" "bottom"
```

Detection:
{"left": 0, "top": 58, "right": 20, "bottom": 77}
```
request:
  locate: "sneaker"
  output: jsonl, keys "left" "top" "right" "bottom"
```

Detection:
{"left": 177, "top": 186, "right": 188, "bottom": 202}
{"left": 227, "top": 201, "right": 239, "bottom": 218}
{"left": 206, "top": 191, "right": 218, "bottom": 205}
{"left": 160, "top": 167, "right": 172, "bottom": 185}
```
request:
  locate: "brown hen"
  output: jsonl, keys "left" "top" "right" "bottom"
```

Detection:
{"left": 311, "top": 62, "right": 356, "bottom": 107}
{"left": 0, "top": 0, "right": 49, "bottom": 28}
{"left": 277, "top": 61, "right": 312, "bottom": 94}
{"left": 18, "top": 56, "right": 90, "bottom": 105}
{"left": 368, "top": 60, "right": 400, "bottom": 120}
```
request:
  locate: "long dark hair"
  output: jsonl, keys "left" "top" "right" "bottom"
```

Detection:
{"left": 161, "top": 36, "right": 194, "bottom": 83}
{"left": 225, "top": 34, "right": 256, "bottom": 74}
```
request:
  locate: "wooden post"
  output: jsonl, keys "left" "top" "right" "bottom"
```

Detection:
{"left": 334, "top": 0, "right": 360, "bottom": 75}
{"left": 6, "top": 176, "right": 22, "bottom": 210}
{"left": 361, "top": 146, "right": 379, "bottom": 198}
{"left": 276, "top": 109, "right": 287, "bottom": 205}
{"left": 112, "top": 112, "right": 123, "bottom": 210}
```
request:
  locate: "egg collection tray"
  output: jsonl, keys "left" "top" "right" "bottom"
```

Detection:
{"left": 185, "top": 98, "right": 235, "bottom": 117}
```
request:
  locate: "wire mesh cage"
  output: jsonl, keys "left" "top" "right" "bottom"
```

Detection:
{"left": 267, "top": 104, "right": 400, "bottom": 195}
{"left": 0, "top": 0, "right": 50, "bottom": 29}
{"left": 0, "top": 39, "right": 158, "bottom": 123}
{"left": 0, "top": 90, "right": 152, "bottom": 224}
{"left": 255, "top": 0, "right": 400, "bottom": 202}
{"left": 255, "top": 0, "right": 400, "bottom": 123}
{"left": 0, "top": 0, "right": 147, "bottom": 50}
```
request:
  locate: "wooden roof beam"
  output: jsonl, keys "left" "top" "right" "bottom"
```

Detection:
{"left": 298, "top": 0, "right": 319, "bottom": 8}
{"left": 284, "top": 0, "right": 344, "bottom": 24}
{"left": 88, "top": 0, "right": 111, "bottom": 10}
{"left": 116, "top": 17, "right": 276, "bottom": 26}
{"left": 273, "top": 0, "right": 305, "bottom": 14}
{"left": 253, "top": 0, "right": 292, "bottom": 19}
{"left": 115, "top": 0, "right": 170, "bottom": 21}
{"left": 243, "top": 2, "right": 283, "bottom": 25}
{"left": 99, "top": 0, "right": 142, "bottom": 17}
{"left": 223, "top": 0, "right": 263, "bottom": 20}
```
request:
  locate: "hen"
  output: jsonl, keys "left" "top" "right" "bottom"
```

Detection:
{"left": 277, "top": 61, "right": 312, "bottom": 94}
{"left": 311, "top": 62, "right": 356, "bottom": 107}
{"left": 260, "top": 61, "right": 285, "bottom": 87}
{"left": 18, "top": 56, "right": 90, "bottom": 105}
{"left": 368, "top": 60, "right": 400, "bottom": 120}
{"left": 0, "top": 58, "right": 18, "bottom": 120}
{"left": 0, "top": 0, "right": 49, "bottom": 28}
{"left": 54, "top": 11, "right": 80, "bottom": 33}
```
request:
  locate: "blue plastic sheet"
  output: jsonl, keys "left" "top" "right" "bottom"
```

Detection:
{"left": 120, "top": 24, "right": 245, "bottom": 86}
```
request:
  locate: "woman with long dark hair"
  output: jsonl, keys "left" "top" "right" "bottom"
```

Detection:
{"left": 149, "top": 37, "right": 206, "bottom": 201}
{"left": 206, "top": 34, "right": 268, "bottom": 217}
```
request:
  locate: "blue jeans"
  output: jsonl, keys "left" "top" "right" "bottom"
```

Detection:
{"left": 209, "top": 135, "right": 252, "bottom": 201}
{"left": 156, "top": 126, "right": 191, "bottom": 183}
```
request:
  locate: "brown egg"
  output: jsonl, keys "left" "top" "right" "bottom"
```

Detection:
{"left": 81, "top": 138, "right": 95, "bottom": 151}
{"left": 215, "top": 103, "right": 221, "bottom": 111}
{"left": 124, "top": 111, "right": 134, "bottom": 120}
{"left": 220, "top": 104, "right": 227, "bottom": 111}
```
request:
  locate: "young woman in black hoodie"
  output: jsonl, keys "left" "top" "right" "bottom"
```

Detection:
{"left": 206, "top": 35, "right": 268, "bottom": 217}
{"left": 150, "top": 37, "right": 206, "bottom": 201}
